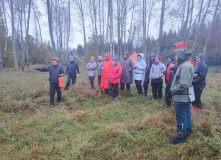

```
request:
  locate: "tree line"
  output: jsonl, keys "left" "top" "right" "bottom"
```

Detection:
{"left": 0, "top": 0, "right": 221, "bottom": 70}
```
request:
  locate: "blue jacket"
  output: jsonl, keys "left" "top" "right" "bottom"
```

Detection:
{"left": 133, "top": 53, "right": 146, "bottom": 81}
{"left": 192, "top": 53, "right": 208, "bottom": 90}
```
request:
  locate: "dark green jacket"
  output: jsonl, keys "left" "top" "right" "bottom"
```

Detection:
{"left": 171, "top": 48, "right": 194, "bottom": 102}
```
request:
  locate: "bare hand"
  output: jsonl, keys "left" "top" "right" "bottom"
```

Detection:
{"left": 194, "top": 74, "right": 197, "bottom": 77}
{"left": 77, "top": 74, "right": 80, "bottom": 76}
{"left": 135, "top": 65, "right": 138, "bottom": 68}
{"left": 32, "top": 67, "right": 36, "bottom": 70}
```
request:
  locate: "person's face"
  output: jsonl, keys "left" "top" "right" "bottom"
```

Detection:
{"left": 52, "top": 60, "right": 58, "bottom": 66}
{"left": 138, "top": 55, "right": 141, "bottom": 59}
{"left": 98, "top": 56, "right": 102, "bottom": 61}
{"left": 70, "top": 58, "right": 73, "bottom": 61}
{"left": 112, "top": 60, "right": 117, "bottom": 65}
{"left": 105, "top": 56, "right": 108, "bottom": 61}
{"left": 155, "top": 58, "right": 159, "bottom": 63}
{"left": 151, "top": 56, "right": 155, "bottom": 60}
{"left": 124, "top": 54, "right": 128, "bottom": 58}
{"left": 168, "top": 57, "right": 172, "bottom": 63}
{"left": 196, "top": 56, "right": 200, "bottom": 62}
{"left": 174, "top": 47, "right": 178, "bottom": 53}
{"left": 90, "top": 58, "right": 94, "bottom": 62}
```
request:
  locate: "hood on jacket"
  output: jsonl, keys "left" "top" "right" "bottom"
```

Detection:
{"left": 137, "top": 53, "right": 144, "bottom": 60}
{"left": 173, "top": 42, "right": 187, "bottom": 49}
{"left": 197, "top": 53, "right": 206, "bottom": 64}
{"left": 124, "top": 51, "right": 129, "bottom": 55}
{"left": 150, "top": 53, "right": 157, "bottom": 58}
{"left": 104, "top": 53, "right": 111, "bottom": 61}
{"left": 176, "top": 48, "right": 192, "bottom": 65}
{"left": 148, "top": 53, "right": 157, "bottom": 64}
{"left": 167, "top": 53, "right": 176, "bottom": 64}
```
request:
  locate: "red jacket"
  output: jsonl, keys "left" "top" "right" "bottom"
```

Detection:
{"left": 100, "top": 53, "right": 113, "bottom": 89}
{"left": 108, "top": 62, "right": 122, "bottom": 84}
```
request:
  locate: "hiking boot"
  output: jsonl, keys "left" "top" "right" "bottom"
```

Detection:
{"left": 64, "top": 87, "right": 69, "bottom": 91}
{"left": 142, "top": 94, "right": 147, "bottom": 98}
{"left": 169, "top": 132, "right": 186, "bottom": 145}
{"left": 112, "top": 97, "right": 119, "bottom": 104}
{"left": 57, "top": 101, "right": 61, "bottom": 105}
{"left": 50, "top": 105, "right": 54, "bottom": 108}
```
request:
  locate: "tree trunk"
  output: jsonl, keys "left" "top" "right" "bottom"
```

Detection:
{"left": 157, "top": 0, "right": 165, "bottom": 54}
{"left": 20, "top": 1, "right": 25, "bottom": 71}
{"left": 192, "top": 0, "right": 211, "bottom": 52}
{"left": 143, "top": 0, "right": 147, "bottom": 54}
{"left": 10, "top": 0, "right": 18, "bottom": 69}
{"left": 203, "top": 0, "right": 220, "bottom": 53}
{"left": 47, "top": 0, "right": 56, "bottom": 57}
{"left": 0, "top": 43, "right": 3, "bottom": 68}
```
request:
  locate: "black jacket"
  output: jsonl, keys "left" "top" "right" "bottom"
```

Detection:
{"left": 165, "top": 53, "right": 178, "bottom": 84}
{"left": 65, "top": 61, "right": 80, "bottom": 77}
{"left": 144, "top": 53, "right": 157, "bottom": 83}
{"left": 36, "top": 65, "right": 64, "bottom": 83}
{"left": 192, "top": 53, "right": 208, "bottom": 90}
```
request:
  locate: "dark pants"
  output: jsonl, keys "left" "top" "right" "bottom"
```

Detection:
{"left": 120, "top": 83, "right": 130, "bottom": 91}
{"left": 89, "top": 76, "right": 95, "bottom": 89}
{"left": 151, "top": 79, "right": 163, "bottom": 99}
{"left": 135, "top": 80, "right": 143, "bottom": 94}
{"left": 144, "top": 82, "right": 149, "bottom": 96}
{"left": 65, "top": 75, "right": 76, "bottom": 88}
{"left": 108, "top": 83, "right": 119, "bottom": 98}
{"left": 98, "top": 75, "right": 102, "bottom": 87}
{"left": 174, "top": 102, "right": 192, "bottom": 142}
{"left": 165, "top": 83, "right": 172, "bottom": 105}
{"left": 192, "top": 87, "right": 203, "bottom": 109}
{"left": 50, "top": 83, "right": 61, "bottom": 105}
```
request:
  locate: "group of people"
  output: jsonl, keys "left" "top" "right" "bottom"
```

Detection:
{"left": 33, "top": 41, "right": 208, "bottom": 145}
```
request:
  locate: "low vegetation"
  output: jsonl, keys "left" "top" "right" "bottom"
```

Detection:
{"left": 0, "top": 66, "right": 220, "bottom": 159}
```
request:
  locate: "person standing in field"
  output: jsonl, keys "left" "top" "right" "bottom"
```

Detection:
{"left": 107, "top": 55, "right": 122, "bottom": 104}
{"left": 97, "top": 55, "right": 104, "bottom": 87}
{"left": 87, "top": 56, "right": 97, "bottom": 89}
{"left": 120, "top": 51, "right": 133, "bottom": 91}
{"left": 133, "top": 53, "right": 146, "bottom": 96}
{"left": 149, "top": 55, "right": 166, "bottom": 100}
{"left": 32, "top": 57, "right": 64, "bottom": 108}
{"left": 164, "top": 53, "right": 177, "bottom": 107}
{"left": 143, "top": 53, "right": 157, "bottom": 98}
{"left": 100, "top": 53, "right": 113, "bottom": 93}
{"left": 192, "top": 53, "right": 208, "bottom": 112}
{"left": 64, "top": 56, "right": 80, "bottom": 90}
{"left": 170, "top": 48, "right": 194, "bottom": 144}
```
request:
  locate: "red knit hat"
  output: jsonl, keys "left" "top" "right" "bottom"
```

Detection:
{"left": 157, "top": 55, "right": 161, "bottom": 61}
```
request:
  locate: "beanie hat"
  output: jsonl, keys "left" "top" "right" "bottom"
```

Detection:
{"left": 113, "top": 55, "right": 119, "bottom": 62}
{"left": 124, "top": 51, "right": 128, "bottom": 55}
{"left": 53, "top": 57, "right": 59, "bottom": 62}
{"left": 70, "top": 56, "right": 74, "bottom": 59}
{"left": 156, "top": 55, "right": 161, "bottom": 61}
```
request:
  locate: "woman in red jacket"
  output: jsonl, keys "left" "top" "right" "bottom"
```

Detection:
{"left": 107, "top": 55, "right": 122, "bottom": 104}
